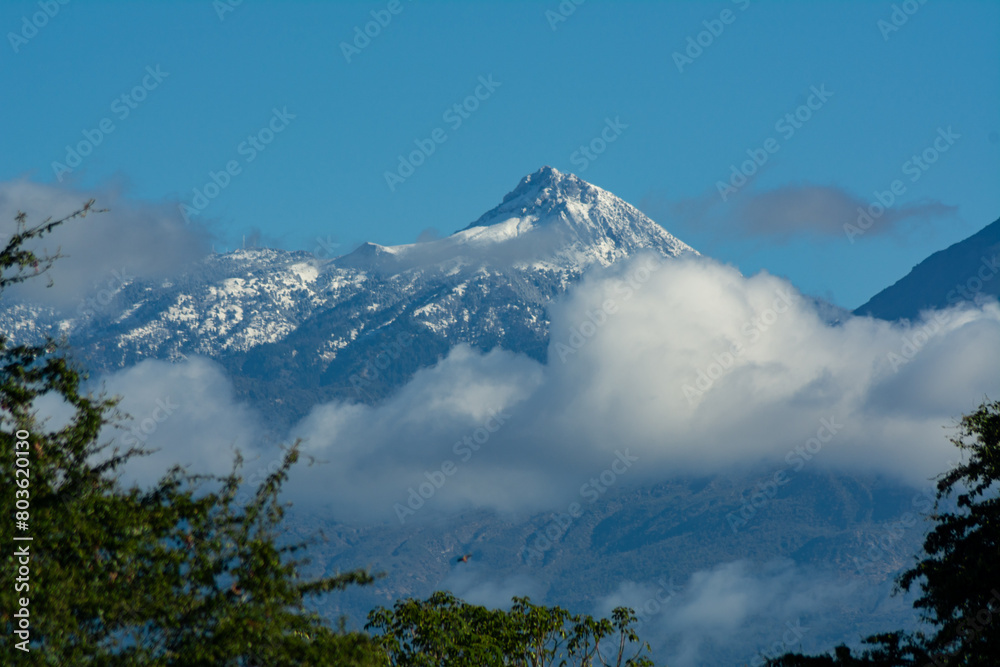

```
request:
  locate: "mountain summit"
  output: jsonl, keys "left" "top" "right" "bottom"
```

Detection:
{"left": 455, "top": 166, "right": 695, "bottom": 263}
{"left": 336, "top": 167, "right": 696, "bottom": 272}
{"left": 461, "top": 165, "right": 603, "bottom": 233}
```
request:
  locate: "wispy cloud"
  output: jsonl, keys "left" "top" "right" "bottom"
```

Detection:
{"left": 0, "top": 180, "right": 212, "bottom": 309}
{"left": 736, "top": 184, "right": 957, "bottom": 240}
{"left": 643, "top": 183, "right": 957, "bottom": 244}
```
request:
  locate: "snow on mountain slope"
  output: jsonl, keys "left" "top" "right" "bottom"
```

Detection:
{"left": 1, "top": 168, "right": 697, "bottom": 415}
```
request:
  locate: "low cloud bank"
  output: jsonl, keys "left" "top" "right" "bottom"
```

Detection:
{"left": 80, "top": 255, "right": 998, "bottom": 524}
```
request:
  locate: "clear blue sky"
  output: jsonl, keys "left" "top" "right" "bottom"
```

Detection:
{"left": 3, "top": 0, "right": 998, "bottom": 309}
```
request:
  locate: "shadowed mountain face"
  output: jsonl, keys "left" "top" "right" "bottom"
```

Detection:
{"left": 855, "top": 216, "right": 1000, "bottom": 321}
{"left": 294, "top": 467, "right": 929, "bottom": 665}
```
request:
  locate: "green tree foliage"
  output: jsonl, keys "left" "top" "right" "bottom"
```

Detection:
{"left": 770, "top": 399, "right": 1000, "bottom": 666}
{"left": 366, "top": 590, "right": 656, "bottom": 666}
{"left": 1, "top": 203, "right": 383, "bottom": 665}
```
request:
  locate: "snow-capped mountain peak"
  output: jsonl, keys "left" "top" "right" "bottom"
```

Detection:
{"left": 448, "top": 166, "right": 697, "bottom": 266}
{"left": 335, "top": 167, "right": 696, "bottom": 272}
{"left": 460, "top": 165, "right": 585, "bottom": 230}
